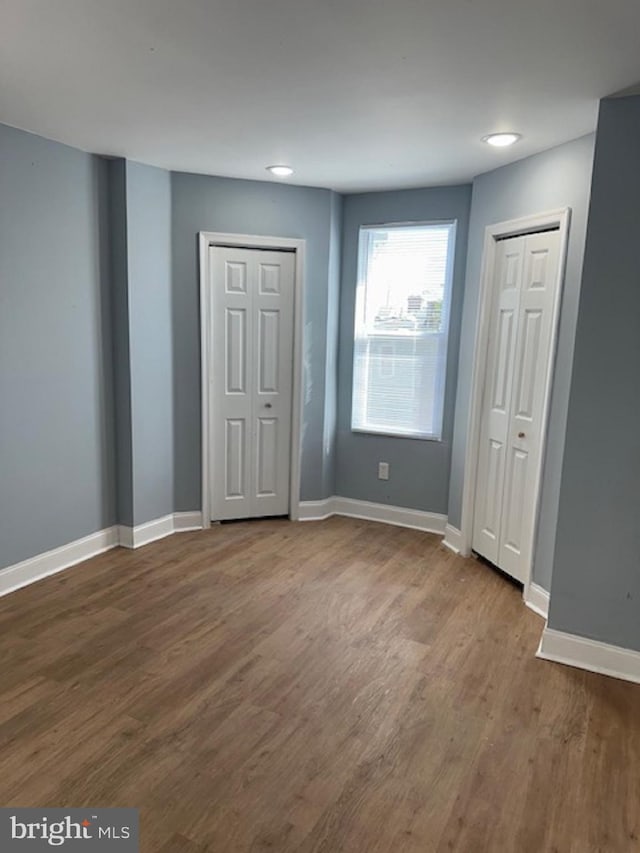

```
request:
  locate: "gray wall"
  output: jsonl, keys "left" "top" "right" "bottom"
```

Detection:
{"left": 449, "top": 134, "right": 595, "bottom": 590}
{"left": 0, "top": 124, "right": 115, "bottom": 569}
{"left": 322, "top": 192, "right": 343, "bottom": 499}
{"left": 108, "top": 159, "right": 134, "bottom": 526}
{"left": 170, "top": 173, "right": 338, "bottom": 511}
{"left": 549, "top": 97, "right": 640, "bottom": 649}
{"left": 126, "top": 162, "right": 174, "bottom": 525}
{"left": 108, "top": 160, "right": 174, "bottom": 527}
{"left": 335, "top": 185, "right": 471, "bottom": 514}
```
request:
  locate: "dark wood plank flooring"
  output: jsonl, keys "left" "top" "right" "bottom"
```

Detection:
{"left": 1, "top": 517, "right": 639, "bottom": 852}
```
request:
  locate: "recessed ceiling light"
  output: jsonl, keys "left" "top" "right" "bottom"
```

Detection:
{"left": 266, "top": 165, "right": 294, "bottom": 177}
{"left": 482, "top": 132, "right": 522, "bottom": 148}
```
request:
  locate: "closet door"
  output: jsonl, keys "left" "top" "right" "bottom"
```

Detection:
{"left": 472, "top": 229, "right": 561, "bottom": 583}
{"left": 209, "top": 247, "right": 295, "bottom": 520}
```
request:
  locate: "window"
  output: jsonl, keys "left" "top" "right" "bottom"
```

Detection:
{"left": 351, "top": 221, "right": 456, "bottom": 440}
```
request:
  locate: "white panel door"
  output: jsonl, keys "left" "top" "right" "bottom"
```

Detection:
{"left": 210, "top": 247, "right": 295, "bottom": 520}
{"left": 472, "top": 229, "right": 561, "bottom": 584}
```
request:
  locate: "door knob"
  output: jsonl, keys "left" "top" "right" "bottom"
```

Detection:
{"left": 265, "top": 403, "right": 272, "bottom": 409}
{"left": 518, "top": 431, "right": 525, "bottom": 438}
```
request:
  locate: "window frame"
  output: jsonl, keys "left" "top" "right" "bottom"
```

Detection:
{"left": 350, "top": 219, "right": 457, "bottom": 442}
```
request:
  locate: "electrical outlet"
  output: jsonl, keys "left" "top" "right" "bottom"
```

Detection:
{"left": 378, "top": 462, "right": 390, "bottom": 480}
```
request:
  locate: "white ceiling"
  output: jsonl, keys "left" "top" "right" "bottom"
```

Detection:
{"left": 2, "top": 0, "right": 640, "bottom": 192}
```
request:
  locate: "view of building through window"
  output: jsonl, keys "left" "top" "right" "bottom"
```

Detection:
{"left": 365, "top": 225, "right": 451, "bottom": 333}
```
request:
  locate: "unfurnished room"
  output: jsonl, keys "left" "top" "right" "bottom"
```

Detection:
{"left": 1, "top": 1, "right": 640, "bottom": 851}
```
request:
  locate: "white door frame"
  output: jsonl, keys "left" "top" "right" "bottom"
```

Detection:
{"left": 459, "top": 208, "right": 570, "bottom": 595}
{"left": 199, "top": 231, "right": 305, "bottom": 528}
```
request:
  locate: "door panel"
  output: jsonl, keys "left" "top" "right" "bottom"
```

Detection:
{"left": 502, "top": 446, "right": 528, "bottom": 554}
{"left": 528, "top": 247, "right": 550, "bottom": 290}
{"left": 210, "top": 247, "right": 295, "bottom": 520}
{"left": 252, "top": 253, "right": 295, "bottom": 516}
{"left": 498, "top": 230, "right": 561, "bottom": 581}
{"left": 475, "top": 438, "right": 505, "bottom": 562}
{"left": 211, "top": 248, "right": 254, "bottom": 519}
{"left": 472, "top": 238, "right": 524, "bottom": 564}
{"left": 256, "top": 417, "right": 278, "bottom": 496}
{"left": 225, "top": 260, "right": 248, "bottom": 294}
{"left": 258, "top": 310, "right": 280, "bottom": 393}
{"left": 225, "top": 419, "right": 246, "bottom": 499}
{"left": 225, "top": 309, "right": 247, "bottom": 394}
{"left": 514, "top": 310, "right": 542, "bottom": 419}
{"left": 492, "top": 309, "right": 515, "bottom": 412}
{"left": 259, "top": 263, "right": 281, "bottom": 294}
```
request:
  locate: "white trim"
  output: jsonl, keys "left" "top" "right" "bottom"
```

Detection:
{"left": 442, "top": 523, "right": 464, "bottom": 554}
{"left": 119, "top": 514, "right": 174, "bottom": 549}
{"left": 332, "top": 497, "right": 446, "bottom": 534}
{"left": 298, "top": 498, "right": 336, "bottom": 521}
{"left": 459, "top": 208, "right": 571, "bottom": 577}
{"left": 299, "top": 496, "right": 446, "bottom": 534}
{"left": 537, "top": 627, "right": 640, "bottom": 685}
{"left": 0, "top": 527, "right": 119, "bottom": 598}
{"left": 199, "top": 231, "right": 305, "bottom": 527}
{"left": 118, "top": 512, "right": 204, "bottom": 549}
{"left": 173, "top": 511, "right": 203, "bottom": 531}
{"left": 117, "top": 525, "right": 134, "bottom": 550}
{"left": 524, "top": 581, "right": 550, "bottom": 619}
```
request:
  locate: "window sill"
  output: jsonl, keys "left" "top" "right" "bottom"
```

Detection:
{"left": 351, "top": 427, "right": 442, "bottom": 442}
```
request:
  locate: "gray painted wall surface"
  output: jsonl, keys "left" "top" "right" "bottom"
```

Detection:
{"left": 108, "top": 158, "right": 134, "bottom": 526}
{"left": 0, "top": 124, "right": 115, "bottom": 569}
{"left": 335, "top": 185, "right": 472, "bottom": 513}
{"left": 449, "top": 135, "right": 595, "bottom": 591}
{"left": 322, "top": 192, "right": 343, "bottom": 499}
{"left": 549, "top": 98, "right": 640, "bottom": 649}
{"left": 126, "top": 162, "right": 174, "bottom": 525}
{"left": 170, "top": 172, "right": 336, "bottom": 511}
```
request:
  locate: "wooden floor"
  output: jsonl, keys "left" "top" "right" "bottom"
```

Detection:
{"left": 1, "top": 518, "right": 639, "bottom": 852}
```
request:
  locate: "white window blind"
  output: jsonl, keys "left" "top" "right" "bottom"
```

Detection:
{"left": 351, "top": 221, "right": 456, "bottom": 440}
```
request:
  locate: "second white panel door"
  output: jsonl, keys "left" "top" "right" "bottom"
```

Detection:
{"left": 210, "top": 246, "right": 295, "bottom": 520}
{"left": 472, "top": 229, "right": 561, "bottom": 584}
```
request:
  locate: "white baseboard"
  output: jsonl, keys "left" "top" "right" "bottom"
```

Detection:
{"left": 298, "top": 496, "right": 447, "bottom": 535}
{"left": 116, "top": 525, "right": 135, "bottom": 550}
{"left": 333, "top": 497, "right": 446, "bottom": 534}
{"left": 537, "top": 626, "right": 640, "bottom": 684}
{"left": 297, "top": 498, "right": 336, "bottom": 521}
{"left": 173, "top": 511, "right": 203, "bottom": 531}
{"left": 442, "top": 523, "right": 464, "bottom": 554}
{"left": 119, "top": 511, "right": 203, "bottom": 549}
{"left": 0, "top": 526, "right": 120, "bottom": 598}
{"left": 524, "top": 582, "right": 550, "bottom": 619}
{"left": 118, "top": 514, "right": 174, "bottom": 549}
{"left": 0, "top": 511, "right": 205, "bottom": 598}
